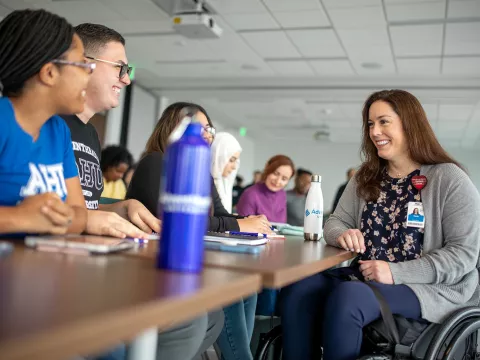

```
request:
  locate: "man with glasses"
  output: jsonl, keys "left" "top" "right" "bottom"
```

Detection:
{"left": 60, "top": 23, "right": 223, "bottom": 360}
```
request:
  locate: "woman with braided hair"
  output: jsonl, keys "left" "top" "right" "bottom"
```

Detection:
{"left": 0, "top": 9, "right": 92, "bottom": 236}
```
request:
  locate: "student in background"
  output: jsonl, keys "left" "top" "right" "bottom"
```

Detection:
{"left": 0, "top": 9, "right": 88, "bottom": 235}
{"left": 65, "top": 23, "right": 221, "bottom": 360}
{"left": 211, "top": 132, "right": 242, "bottom": 213}
{"left": 244, "top": 170, "right": 262, "bottom": 190}
{"left": 232, "top": 175, "right": 244, "bottom": 208}
{"left": 332, "top": 167, "right": 356, "bottom": 212}
{"left": 61, "top": 23, "right": 160, "bottom": 240}
{"left": 100, "top": 145, "right": 133, "bottom": 200}
{"left": 237, "top": 155, "right": 295, "bottom": 223}
{"left": 286, "top": 168, "right": 312, "bottom": 226}
{"left": 127, "top": 102, "right": 272, "bottom": 360}
{"left": 210, "top": 132, "right": 258, "bottom": 360}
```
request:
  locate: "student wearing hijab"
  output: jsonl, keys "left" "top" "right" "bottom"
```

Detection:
{"left": 210, "top": 132, "right": 258, "bottom": 360}
{"left": 0, "top": 9, "right": 89, "bottom": 236}
{"left": 210, "top": 132, "right": 242, "bottom": 213}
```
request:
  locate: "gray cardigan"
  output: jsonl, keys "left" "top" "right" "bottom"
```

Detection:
{"left": 324, "top": 164, "right": 480, "bottom": 323}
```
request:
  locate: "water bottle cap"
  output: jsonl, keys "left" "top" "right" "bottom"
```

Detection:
{"left": 311, "top": 175, "right": 321, "bottom": 182}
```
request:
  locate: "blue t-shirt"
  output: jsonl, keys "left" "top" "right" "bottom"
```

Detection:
{"left": 0, "top": 97, "right": 78, "bottom": 206}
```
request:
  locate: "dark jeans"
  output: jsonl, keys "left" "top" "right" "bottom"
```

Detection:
{"left": 279, "top": 268, "right": 422, "bottom": 360}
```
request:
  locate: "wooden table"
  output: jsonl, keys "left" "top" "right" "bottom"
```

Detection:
{"left": 0, "top": 244, "right": 261, "bottom": 360}
{"left": 126, "top": 236, "right": 354, "bottom": 288}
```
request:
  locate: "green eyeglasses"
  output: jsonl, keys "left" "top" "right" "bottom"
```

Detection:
{"left": 85, "top": 56, "right": 132, "bottom": 79}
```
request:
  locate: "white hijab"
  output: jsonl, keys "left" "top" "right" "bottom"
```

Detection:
{"left": 210, "top": 132, "right": 242, "bottom": 213}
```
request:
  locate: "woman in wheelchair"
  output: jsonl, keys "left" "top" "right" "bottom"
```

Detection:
{"left": 279, "top": 89, "right": 480, "bottom": 360}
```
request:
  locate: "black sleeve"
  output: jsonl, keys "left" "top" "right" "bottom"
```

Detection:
{"left": 126, "top": 152, "right": 163, "bottom": 216}
{"left": 211, "top": 179, "right": 230, "bottom": 217}
{"left": 127, "top": 154, "right": 240, "bottom": 232}
{"left": 210, "top": 178, "right": 240, "bottom": 231}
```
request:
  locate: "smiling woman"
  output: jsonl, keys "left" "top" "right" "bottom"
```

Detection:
{"left": 0, "top": 9, "right": 89, "bottom": 235}
{"left": 236, "top": 154, "right": 295, "bottom": 222}
{"left": 279, "top": 89, "right": 480, "bottom": 360}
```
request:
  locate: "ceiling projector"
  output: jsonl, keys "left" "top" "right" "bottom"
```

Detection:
{"left": 172, "top": 13, "right": 223, "bottom": 39}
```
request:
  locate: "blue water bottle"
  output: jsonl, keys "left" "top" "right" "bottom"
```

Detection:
{"left": 157, "top": 116, "right": 211, "bottom": 273}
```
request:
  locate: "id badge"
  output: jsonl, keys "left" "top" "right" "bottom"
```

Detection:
{"left": 406, "top": 202, "right": 425, "bottom": 228}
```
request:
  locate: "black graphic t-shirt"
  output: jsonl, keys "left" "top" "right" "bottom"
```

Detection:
{"left": 61, "top": 114, "right": 103, "bottom": 209}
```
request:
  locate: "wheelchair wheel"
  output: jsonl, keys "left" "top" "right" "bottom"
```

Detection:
{"left": 424, "top": 307, "right": 480, "bottom": 360}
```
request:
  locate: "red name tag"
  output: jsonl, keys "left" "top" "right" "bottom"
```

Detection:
{"left": 412, "top": 175, "right": 427, "bottom": 190}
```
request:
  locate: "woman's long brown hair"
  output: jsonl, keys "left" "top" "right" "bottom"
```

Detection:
{"left": 356, "top": 89, "right": 461, "bottom": 202}
{"left": 144, "top": 102, "right": 213, "bottom": 155}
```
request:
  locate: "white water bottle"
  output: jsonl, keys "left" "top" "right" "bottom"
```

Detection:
{"left": 304, "top": 175, "right": 324, "bottom": 241}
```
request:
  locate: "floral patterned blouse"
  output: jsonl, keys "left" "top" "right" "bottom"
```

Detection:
{"left": 360, "top": 169, "right": 424, "bottom": 263}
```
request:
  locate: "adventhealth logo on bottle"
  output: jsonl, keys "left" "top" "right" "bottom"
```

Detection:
{"left": 305, "top": 209, "right": 323, "bottom": 217}
{"left": 160, "top": 193, "right": 211, "bottom": 214}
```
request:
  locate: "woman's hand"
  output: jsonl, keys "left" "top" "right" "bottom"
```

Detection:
{"left": 359, "top": 260, "right": 394, "bottom": 284}
{"left": 336, "top": 229, "right": 366, "bottom": 253}
{"left": 238, "top": 215, "right": 273, "bottom": 235}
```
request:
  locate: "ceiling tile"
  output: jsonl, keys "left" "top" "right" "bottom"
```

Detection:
{"left": 99, "top": 0, "right": 169, "bottom": 20}
{"left": 267, "top": 61, "right": 315, "bottom": 75}
{"left": 272, "top": 10, "right": 330, "bottom": 28}
{"left": 385, "top": 0, "right": 446, "bottom": 3}
{"left": 309, "top": 59, "right": 355, "bottom": 75}
{"left": 25, "top": 0, "right": 123, "bottom": 23}
{"left": 223, "top": 12, "right": 280, "bottom": 31}
{"left": 448, "top": 0, "right": 480, "bottom": 19}
{"left": 322, "top": 0, "right": 381, "bottom": 8}
{"left": 390, "top": 24, "right": 443, "bottom": 56}
{"left": 263, "top": 0, "right": 322, "bottom": 12}
{"left": 151, "top": 61, "right": 274, "bottom": 78}
{"left": 202, "top": 32, "right": 266, "bottom": 63}
{"left": 104, "top": 20, "right": 174, "bottom": 35}
{"left": 337, "top": 27, "right": 390, "bottom": 49}
{"left": 444, "top": 23, "right": 480, "bottom": 56}
{"left": 326, "top": 5, "right": 387, "bottom": 28}
{"left": 397, "top": 58, "right": 441, "bottom": 75}
{"left": 347, "top": 47, "right": 397, "bottom": 74}
{"left": 241, "top": 31, "right": 302, "bottom": 58}
{"left": 126, "top": 35, "right": 224, "bottom": 62}
{"left": 385, "top": 1, "right": 446, "bottom": 22}
{"left": 439, "top": 104, "right": 474, "bottom": 121}
{"left": 286, "top": 29, "right": 346, "bottom": 57}
{"left": 442, "top": 57, "right": 480, "bottom": 75}
{"left": 207, "top": 0, "right": 267, "bottom": 14}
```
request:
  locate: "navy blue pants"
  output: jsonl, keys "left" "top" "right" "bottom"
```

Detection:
{"left": 279, "top": 268, "right": 423, "bottom": 360}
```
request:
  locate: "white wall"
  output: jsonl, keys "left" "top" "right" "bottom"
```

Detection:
{"left": 127, "top": 84, "right": 157, "bottom": 161}
{"left": 255, "top": 140, "right": 480, "bottom": 213}
{"left": 104, "top": 89, "right": 125, "bottom": 146}
{"left": 446, "top": 147, "right": 480, "bottom": 190}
